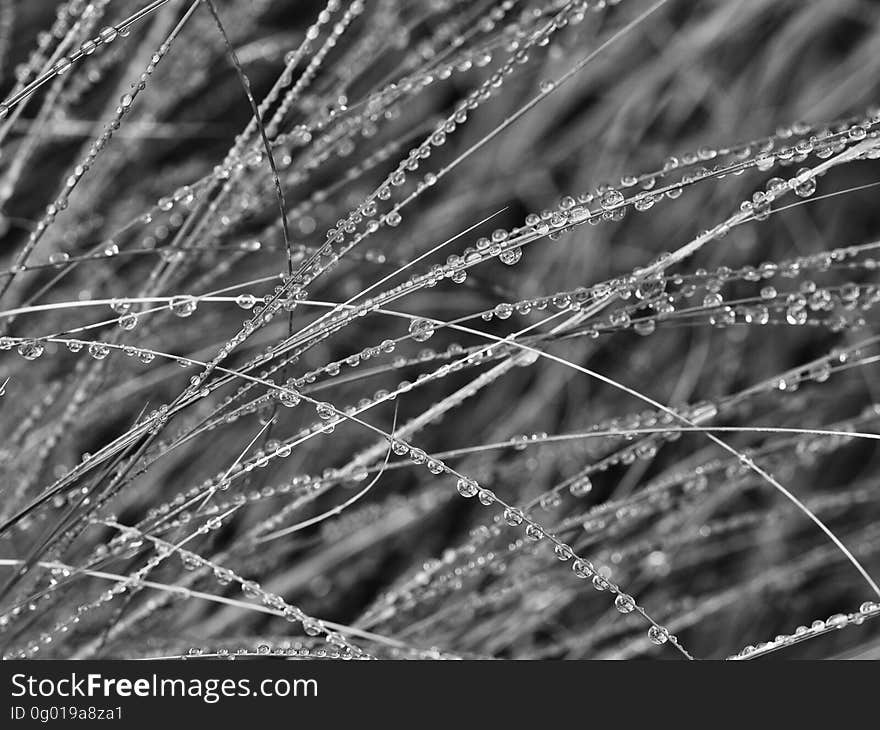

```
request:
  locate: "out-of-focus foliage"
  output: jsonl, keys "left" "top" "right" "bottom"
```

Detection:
{"left": 2, "top": 0, "right": 880, "bottom": 660}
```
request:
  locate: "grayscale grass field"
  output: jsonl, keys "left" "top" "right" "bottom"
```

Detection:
{"left": 2, "top": 0, "right": 880, "bottom": 660}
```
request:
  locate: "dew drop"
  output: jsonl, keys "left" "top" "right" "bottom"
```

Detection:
{"left": 315, "top": 402, "right": 335, "bottom": 420}
{"left": 53, "top": 57, "right": 72, "bottom": 75}
{"left": 554, "top": 543, "right": 572, "bottom": 561}
{"left": 498, "top": 246, "right": 522, "bottom": 266}
{"left": 600, "top": 189, "right": 624, "bottom": 210}
{"left": 88, "top": 342, "right": 110, "bottom": 360}
{"left": 648, "top": 625, "right": 669, "bottom": 645}
{"left": 169, "top": 295, "right": 197, "bottom": 317}
{"left": 99, "top": 26, "right": 119, "bottom": 44}
{"left": 236, "top": 294, "right": 256, "bottom": 310}
{"left": 503, "top": 507, "right": 523, "bottom": 526}
{"left": 17, "top": 340, "right": 44, "bottom": 360}
{"left": 408, "top": 318, "right": 435, "bottom": 342}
